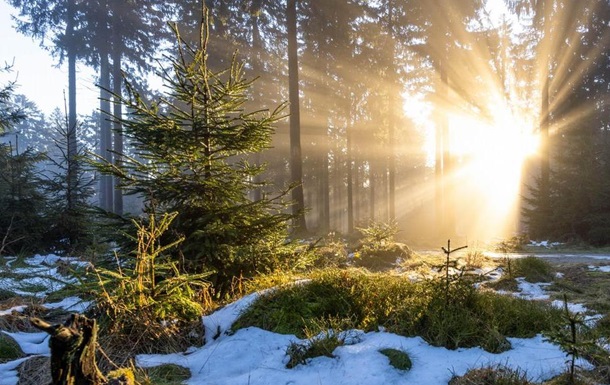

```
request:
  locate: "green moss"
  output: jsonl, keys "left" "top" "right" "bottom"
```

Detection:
{"left": 0, "top": 333, "right": 24, "bottom": 363}
{"left": 108, "top": 368, "right": 135, "bottom": 385}
{"left": 137, "top": 364, "right": 191, "bottom": 385}
{"left": 379, "top": 348, "right": 412, "bottom": 371}
{"left": 286, "top": 332, "right": 343, "bottom": 368}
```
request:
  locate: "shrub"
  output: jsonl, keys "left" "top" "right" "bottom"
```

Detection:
{"left": 84, "top": 212, "right": 212, "bottom": 361}
{"left": 512, "top": 256, "right": 554, "bottom": 283}
{"left": 354, "top": 221, "right": 412, "bottom": 269}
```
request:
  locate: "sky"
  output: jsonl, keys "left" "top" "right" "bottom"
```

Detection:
{"left": 0, "top": 251, "right": 601, "bottom": 385}
{"left": 0, "top": 1, "right": 98, "bottom": 115}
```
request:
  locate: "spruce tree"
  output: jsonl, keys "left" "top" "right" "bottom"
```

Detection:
{"left": 95, "top": 7, "right": 292, "bottom": 291}
{"left": 41, "top": 109, "right": 96, "bottom": 254}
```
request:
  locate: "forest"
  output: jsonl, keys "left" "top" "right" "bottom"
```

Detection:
{"left": 3, "top": 1, "right": 610, "bottom": 385}
{"left": 2, "top": 0, "right": 610, "bottom": 251}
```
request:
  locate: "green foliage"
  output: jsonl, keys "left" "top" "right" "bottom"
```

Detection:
{"left": 309, "top": 233, "right": 349, "bottom": 269}
{"left": 0, "top": 64, "right": 26, "bottom": 133}
{"left": 545, "top": 295, "right": 596, "bottom": 384}
{"left": 512, "top": 256, "right": 554, "bottom": 283}
{"left": 0, "top": 333, "right": 24, "bottom": 363}
{"left": 495, "top": 234, "right": 529, "bottom": 253}
{"left": 354, "top": 221, "right": 411, "bottom": 269}
{"left": 91, "top": 16, "right": 292, "bottom": 294}
{"left": 40, "top": 110, "right": 95, "bottom": 255}
{"left": 379, "top": 348, "right": 412, "bottom": 371}
{"left": 85, "top": 212, "right": 212, "bottom": 354}
{"left": 286, "top": 330, "right": 344, "bottom": 368}
{"left": 0, "top": 145, "right": 49, "bottom": 255}
{"left": 136, "top": 364, "right": 191, "bottom": 385}
{"left": 234, "top": 269, "right": 563, "bottom": 352}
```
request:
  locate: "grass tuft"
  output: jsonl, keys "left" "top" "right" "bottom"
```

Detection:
{"left": 512, "top": 256, "right": 554, "bottom": 283}
{"left": 135, "top": 364, "right": 191, "bottom": 385}
{"left": 379, "top": 348, "right": 412, "bottom": 371}
{"left": 449, "top": 365, "right": 532, "bottom": 385}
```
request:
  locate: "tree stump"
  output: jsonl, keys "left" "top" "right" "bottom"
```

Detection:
{"left": 30, "top": 314, "right": 106, "bottom": 385}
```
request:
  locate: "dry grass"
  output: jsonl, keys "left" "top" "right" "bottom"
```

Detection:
{"left": 17, "top": 356, "right": 51, "bottom": 385}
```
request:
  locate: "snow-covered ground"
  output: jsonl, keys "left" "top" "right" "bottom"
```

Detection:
{"left": 0, "top": 253, "right": 599, "bottom": 385}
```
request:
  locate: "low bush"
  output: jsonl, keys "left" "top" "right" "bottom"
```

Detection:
{"left": 353, "top": 221, "right": 412, "bottom": 269}
{"left": 82, "top": 212, "right": 213, "bottom": 365}
{"left": 512, "top": 256, "right": 554, "bottom": 283}
{"left": 233, "top": 269, "right": 563, "bottom": 352}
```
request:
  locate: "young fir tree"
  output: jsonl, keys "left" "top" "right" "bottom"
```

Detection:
{"left": 96, "top": 7, "right": 292, "bottom": 291}
{"left": 41, "top": 108, "right": 96, "bottom": 254}
{"left": 0, "top": 145, "right": 48, "bottom": 254}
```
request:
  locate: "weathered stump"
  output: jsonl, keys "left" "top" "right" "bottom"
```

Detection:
{"left": 30, "top": 314, "right": 106, "bottom": 385}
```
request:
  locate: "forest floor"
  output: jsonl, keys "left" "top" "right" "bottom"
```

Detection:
{"left": 0, "top": 248, "right": 609, "bottom": 384}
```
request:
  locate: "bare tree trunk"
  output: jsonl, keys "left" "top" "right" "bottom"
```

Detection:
{"left": 287, "top": 0, "right": 308, "bottom": 233}
{"left": 99, "top": 51, "right": 113, "bottom": 212}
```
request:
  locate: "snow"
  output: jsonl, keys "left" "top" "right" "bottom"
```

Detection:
{"left": 589, "top": 265, "right": 610, "bottom": 273}
{"left": 0, "top": 253, "right": 600, "bottom": 385}
{"left": 137, "top": 294, "right": 591, "bottom": 385}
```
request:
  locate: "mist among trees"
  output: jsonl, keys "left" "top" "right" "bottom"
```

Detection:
{"left": 2, "top": 0, "right": 610, "bottom": 259}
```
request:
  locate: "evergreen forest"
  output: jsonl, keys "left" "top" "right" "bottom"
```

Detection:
{"left": 1, "top": 0, "right": 610, "bottom": 275}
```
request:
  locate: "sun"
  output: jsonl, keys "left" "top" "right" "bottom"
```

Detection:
{"left": 448, "top": 105, "right": 540, "bottom": 240}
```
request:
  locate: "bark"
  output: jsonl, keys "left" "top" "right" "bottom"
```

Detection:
{"left": 287, "top": 0, "right": 308, "bottom": 233}
{"left": 99, "top": 50, "right": 113, "bottom": 212}
{"left": 30, "top": 314, "right": 106, "bottom": 385}
{"left": 112, "top": 26, "right": 123, "bottom": 215}
{"left": 66, "top": 0, "right": 77, "bottom": 215}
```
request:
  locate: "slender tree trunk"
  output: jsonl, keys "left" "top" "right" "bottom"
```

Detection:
{"left": 287, "top": 0, "right": 307, "bottom": 233}
{"left": 250, "top": 1, "right": 263, "bottom": 202}
{"left": 346, "top": 123, "right": 354, "bottom": 233}
{"left": 66, "top": 0, "right": 77, "bottom": 214}
{"left": 538, "top": 0, "right": 551, "bottom": 234}
{"left": 99, "top": 51, "right": 113, "bottom": 211}
{"left": 112, "top": 28, "right": 124, "bottom": 215}
{"left": 387, "top": 0, "right": 397, "bottom": 222}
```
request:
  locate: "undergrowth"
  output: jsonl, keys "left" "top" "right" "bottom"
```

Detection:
{"left": 81, "top": 212, "right": 214, "bottom": 367}
{"left": 233, "top": 268, "right": 563, "bottom": 352}
{"left": 449, "top": 365, "right": 532, "bottom": 385}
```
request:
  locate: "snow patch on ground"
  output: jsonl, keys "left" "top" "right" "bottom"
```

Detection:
{"left": 589, "top": 265, "right": 610, "bottom": 273}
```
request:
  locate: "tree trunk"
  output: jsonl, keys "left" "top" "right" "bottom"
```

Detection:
{"left": 99, "top": 51, "right": 113, "bottom": 212}
{"left": 30, "top": 314, "right": 106, "bottom": 385}
{"left": 112, "top": 26, "right": 124, "bottom": 216}
{"left": 346, "top": 123, "right": 354, "bottom": 233}
{"left": 387, "top": 0, "right": 397, "bottom": 222}
{"left": 66, "top": 0, "right": 77, "bottom": 216}
{"left": 287, "top": 0, "right": 308, "bottom": 233}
